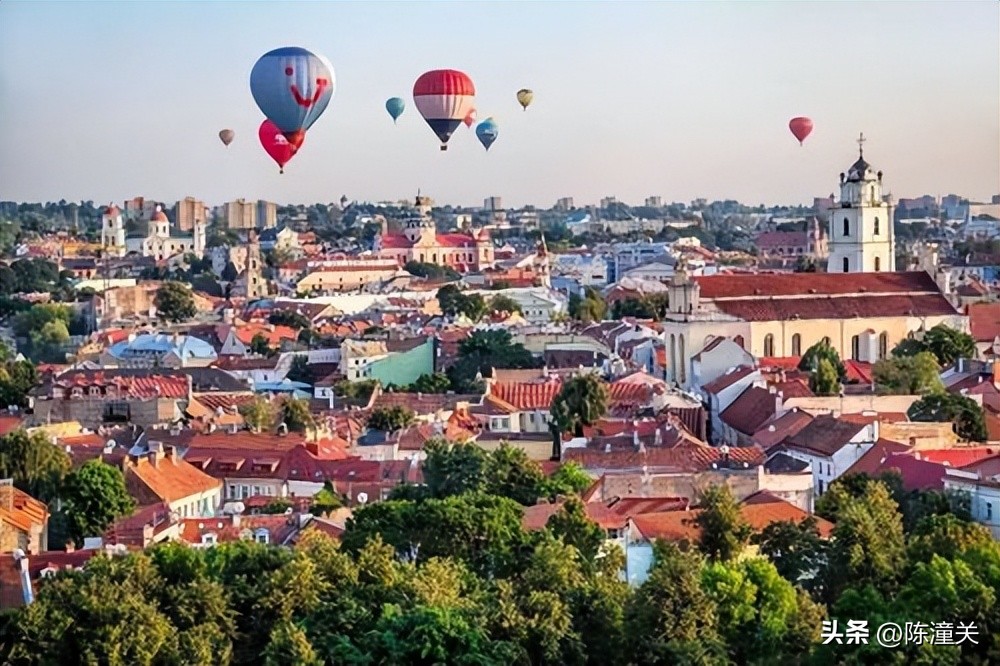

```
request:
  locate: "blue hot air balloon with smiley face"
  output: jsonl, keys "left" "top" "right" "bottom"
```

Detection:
{"left": 250, "top": 46, "right": 335, "bottom": 143}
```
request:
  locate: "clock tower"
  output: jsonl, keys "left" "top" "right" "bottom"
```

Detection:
{"left": 826, "top": 133, "right": 895, "bottom": 273}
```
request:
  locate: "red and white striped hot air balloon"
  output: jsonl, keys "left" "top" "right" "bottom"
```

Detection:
{"left": 413, "top": 69, "right": 476, "bottom": 151}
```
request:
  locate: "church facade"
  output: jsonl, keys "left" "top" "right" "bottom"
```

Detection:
{"left": 659, "top": 137, "right": 965, "bottom": 390}
{"left": 373, "top": 201, "right": 494, "bottom": 273}
{"left": 101, "top": 204, "right": 205, "bottom": 261}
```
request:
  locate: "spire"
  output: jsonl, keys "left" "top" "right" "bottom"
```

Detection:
{"left": 538, "top": 232, "right": 548, "bottom": 257}
{"left": 856, "top": 132, "right": 866, "bottom": 159}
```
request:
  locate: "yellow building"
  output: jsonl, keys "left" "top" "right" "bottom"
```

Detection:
{"left": 662, "top": 267, "right": 966, "bottom": 389}
{"left": 296, "top": 259, "right": 402, "bottom": 294}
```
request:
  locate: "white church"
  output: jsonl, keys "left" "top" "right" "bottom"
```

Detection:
{"left": 101, "top": 204, "right": 205, "bottom": 260}
{"left": 825, "top": 133, "right": 896, "bottom": 273}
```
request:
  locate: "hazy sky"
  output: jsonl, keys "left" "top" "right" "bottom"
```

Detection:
{"left": 1, "top": 1, "right": 997, "bottom": 208}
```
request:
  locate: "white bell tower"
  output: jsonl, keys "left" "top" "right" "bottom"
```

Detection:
{"left": 826, "top": 133, "right": 895, "bottom": 274}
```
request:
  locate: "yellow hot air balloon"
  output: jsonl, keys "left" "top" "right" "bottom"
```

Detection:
{"left": 218, "top": 129, "right": 235, "bottom": 146}
{"left": 516, "top": 89, "right": 533, "bottom": 111}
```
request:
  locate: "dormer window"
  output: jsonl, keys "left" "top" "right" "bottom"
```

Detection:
{"left": 254, "top": 529, "right": 270, "bottom": 545}
{"left": 89, "top": 386, "right": 101, "bottom": 396}
{"left": 71, "top": 387, "right": 83, "bottom": 397}
{"left": 201, "top": 533, "right": 217, "bottom": 546}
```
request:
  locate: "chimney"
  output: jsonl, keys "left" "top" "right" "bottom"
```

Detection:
{"left": 232, "top": 512, "right": 241, "bottom": 528}
{"left": 993, "top": 362, "right": 1000, "bottom": 389}
{"left": 64, "top": 541, "right": 75, "bottom": 553}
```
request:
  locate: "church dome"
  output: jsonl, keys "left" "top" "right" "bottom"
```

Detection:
{"left": 104, "top": 203, "right": 121, "bottom": 216}
{"left": 150, "top": 206, "right": 169, "bottom": 223}
{"left": 846, "top": 156, "right": 871, "bottom": 181}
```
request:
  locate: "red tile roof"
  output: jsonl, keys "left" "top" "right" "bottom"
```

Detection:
{"left": 720, "top": 387, "right": 778, "bottom": 435}
{"left": 632, "top": 491, "right": 834, "bottom": 541}
{"left": 968, "top": 302, "right": 1000, "bottom": 342}
{"left": 711, "top": 294, "right": 957, "bottom": 322}
{"left": 781, "top": 414, "right": 869, "bottom": 457}
{"left": 491, "top": 380, "right": 562, "bottom": 410}
{"left": 124, "top": 452, "right": 222, "bottom": 504}
{"left": 842, "top": 438, "right": 912, "bottom": 477}
{"left": 876, "top": 453, "right": 947, "bottom": 491}
{"left": 564, "top": 442, "right": 766, "bottom": 473}
{"left": 753, "top": 409, "right": 814, "bottom": 449}
{"left": 919, "top": 447, "right": 1000, "bottom": 468}
{"left": 179, "top": 514, "right": 300, "bottom": 546}
{"left": 54, "top": 371, "right": 188, "bottom": 399}
{"left": 695, "top": 270, "right": 943, "bottom": 299}
{"left": 701, "top": 366, "right": 757, "bottom": 394}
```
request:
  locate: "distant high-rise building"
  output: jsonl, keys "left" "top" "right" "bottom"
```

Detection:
{"left": 813, "top": 195, "right": 835, "bottom": 218}
{"left": 992, "top": 195, "right": 1000, "bottom": 205}
{"left": 175, "top": 197, "right": 207, "bottom": 232}
{"left": 483, "top": 196, "right": 502, "bottom": 212}
{"left": 826, "top": 133, "right": 895, "bottom": 274}
{"left": 941, "top": 194, "right": 963, "bottom": 209}
{"left": 123, "top": 196, "right": 158, "bottom": 222}
{"left": 224, "top": 199, "right": 257, "bottom": 230}
{"left": 645, "top": 196, "right": 663, "bottom": 208}
{"left": 256, "top": 200, "right": 277, "bottom": 229}
{"left": 600, "top": 196, "right": 618, "bottom": 209}
{"left": 554, "top": 197, "right": 574, "bottom": 210}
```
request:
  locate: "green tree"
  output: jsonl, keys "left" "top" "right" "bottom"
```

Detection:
{"left": 285, "top": 355, "right": 311, "bottom": 383}
{"left": 262, "top": 498, "right": 294, "bottom": 514}
{"left": 0, "top": 429, "right": 71, "bottom": 502}
{"left": 754, "top": 516, "right": 828, "bottom": 590}
{"left": 263, "top": 620, "right": 322, "bottom": 666}
{"left": 907, "top": 513, "right": 995, "bottom": 564}
{"left": 798, "top": 339, "right": 846, "bottom": 380}
{"left": 60, "top": 460, "right": 136, "bottom": 546}
{"left": 695, "top": 485, "right": 753, "bottom": 562}
{"left": 422, "top": 439, "right": 487, "bottom": 498}
{"left": 540, "top": 462, "right": 594, "bottom": 499}
{"left": 546, "top": 497, "right": 606, "bottom": 563}
{"left": 268, "top": 310, "right": 312, "bottom": 330}
{"left": 367, "top": 405, "right": 415, "bottom": 432}
{"left": 908, "top": 391, "right": 988, "bottom": 441}
{"left": 569, "top": 287, "right": 608, "bottom": 323}
{"left": 249, "top": 333, "right": 272, "bottom": 357}
{"left": 872, "top": 351, "right": 944, "bottom": 394}
{"left": 625, "top": 542, "right": 725, "bottom": 665}
{"left": 893, "top": 324, "right": 977, "bottom": 367}
{"left": 482, "top": 444, "right": 545, "bottom": 506}
{"left": 810, "top": 357, "right": 841, "bottom": 396}
{"left": 447, "top": 329, "right": 539, "bottom": 393}
{"left": 825, "top": 481, "right": 906, "bottom": 600}
{"left": 487, "top": 294, "right": 522, "bottom": 315}
{"left": 0, "top": 358, "right": 37, "bottom": 408}
{"left": 279, "top": 397, "right": 315, "bottom": 433}
{"left": 404, "top": 260, "right": 460, "bottom": 280}
{"left": 239, "top": 396, "right": 274, "bottom": 433}
{"left": 310, "top": 481, "right": 344, "bottom": 515}
{"left": 410, "top": 372, "right": 452, "bottom": 394}
{"left": 550, "top": 374, "right": 609, "bottom": 460}
{"left": 155, "top": 281, "right": 197, "bottom": 323}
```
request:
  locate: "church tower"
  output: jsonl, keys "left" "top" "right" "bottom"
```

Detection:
{"left": 101, "top": 204, "right": 126, "bottom": 257}
{"left": 242, "top": 230, "right": 267, "bottom": 299}
{"left": 826, "top": 133, "right": 895, "bottom": 273}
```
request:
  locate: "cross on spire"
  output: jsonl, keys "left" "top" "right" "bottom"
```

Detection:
{"left": 857, "top": 132, "right": 866, "bottom": 157}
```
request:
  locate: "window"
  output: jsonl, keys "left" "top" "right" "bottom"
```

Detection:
{"left": 791, "top": 334, "right": 801, "bottom": 356}
{"left": 202, "top": 533, "right": 217, "bottom": 546}
{"left": 874, "top": 256, "right": 881, "bottom": 272}
{"left": 842, "top": 257, "right": 849, "bottom": 273}
{"left": 878, "top": 332, "right": 888, "bottom": 360}
{"left": 874, "top": 217, "right": 880, "bottom": 235}
{"left": 255, "top": 530, "right": 270, "bottom": 545}
{"left": 819, "top": 480, "right": 825, "bottom": 495}
{"left": 988, "top": 502, "right": 994, "bottom": 521}
{"left": 763, "top": 334, "right": 774, "bottom": 357}
{"left": 851, "top": 335, "right": 860, "bottom": 360}
{"left": 843, "top": 218, "right": 850, "bottom": 236}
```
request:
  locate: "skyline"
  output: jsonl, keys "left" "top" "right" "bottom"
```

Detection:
{"left": 1, "top": 2, "right": 998, "bottom": 208}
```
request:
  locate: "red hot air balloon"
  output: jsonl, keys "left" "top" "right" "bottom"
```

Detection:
{"left": 789, "top": 117, "right": 814, "bottom": 146}
{"left": 413, "top": 69, "right": 476, "bottom": 150}
{"left": 259, "top": 119, "right": 304, "bottom": 173}
{"left": 463, "top": 108, "right": 477, "bottom": 128}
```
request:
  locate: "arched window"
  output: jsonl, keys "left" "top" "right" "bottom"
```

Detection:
{"left": 874, "top": 256, "right": 881, "bottom": 272}
{"left": 843, "top": 218, "right": 850, "bottom": 236}
{"left": 851, "top": 335, "right": 861, "bottom": 360}
{"left": 734, "top": 335, "right": 745, "bottom": 349}
{"left": 874, "top": 217, "right": 880, "bottom": 235}
{"left": 878, "top": 332, "right": 888, "bottom": 359}
{"left": 791, "top": 333, "right": 802, "bottom": 356}
{"left": 763, "top": 334, "right": 774, "bottom": 357}
{"left": 843, "top": 257, "right": 850, "bottom": 273}
{"left": 870, "top": 185, "right": 876, "bottom": 202}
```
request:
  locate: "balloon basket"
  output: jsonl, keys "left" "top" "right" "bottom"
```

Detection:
{"left": 440, "top": 146, "right": 447, "bottom": 151}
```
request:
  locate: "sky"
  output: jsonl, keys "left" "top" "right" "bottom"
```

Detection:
{"left": 1, "top": 1, "right": 998, "bottom": 209}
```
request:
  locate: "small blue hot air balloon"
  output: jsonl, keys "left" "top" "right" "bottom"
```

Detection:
{"left": 250, "top": 46, "right": 335, "bottom": 142}
{"left": 385, "top": 97, "right": 405, "bottom": 124}
{"left": 476, "top": 118, "right": 499, "bottom": 151}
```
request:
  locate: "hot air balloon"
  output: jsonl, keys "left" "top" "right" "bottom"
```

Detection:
{"left": 463, "top": 108, "right": 477, "bottom": 128}
{"left": 788, "top": 117, "right": 813, "bottom": 145}
{"left": 250, "top": 47, "right": 335, "bottom": 145}
{"left": 259, "top": 119, "right": 304, "bottom": 174}
{"left": 475, "top": 118, "right": 499, "bottom": 151}
{"left": 385, "top": 97, "right": 405, "bottom": 124}
{"left": 413, "top": 69, "right": 476, "bottom": 151}
{"left": 516, "top": 89, "right": 533, "bottom": 111}
{"left": 218, "top": 129, "right": 235, "bottom": 146}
